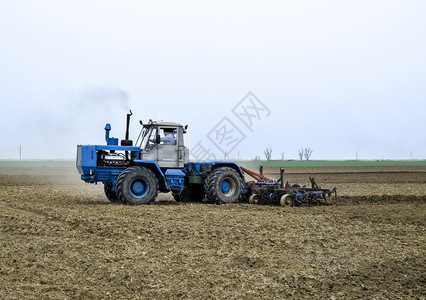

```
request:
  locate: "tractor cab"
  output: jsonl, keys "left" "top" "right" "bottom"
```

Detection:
{"left": 137, "top": 121, "right": 189, "bottom": 168}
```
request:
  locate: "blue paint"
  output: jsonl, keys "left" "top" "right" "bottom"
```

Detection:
{"left": 221, "top": 181, "right": 230, "bottom": 193}
{"left": 165, "top": 169, "right": 185, "bottom": 192}
{"left": 129, "top": 178, "right": 149, "bottom": 198}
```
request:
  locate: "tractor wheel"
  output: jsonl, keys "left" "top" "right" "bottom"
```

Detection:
{"left": 103, "top": 182, "right": 120, "bottom": 203}
{"left": 280, "top": 194, "right": 294, "bottom": 207}
{"left": 249, "top": 194, "right": 260, "bottom": 205}
{"left": 204, "top": 168, "right": 242, "bottom": 204}
{"left": 116, "top": 166, "right": 159, "bottom": 205}
{"left": 173, "top": 186, "right": 205, "bottom": 202}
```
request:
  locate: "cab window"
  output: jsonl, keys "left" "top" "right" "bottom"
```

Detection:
{"left": 159, "top": 128, "right": 177, "bottom": 145}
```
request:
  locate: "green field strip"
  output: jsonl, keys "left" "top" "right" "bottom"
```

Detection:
{"left": 0, "top": 161, "right": 76, "bottom": 168}
{"left": 236, "top": 160, "right": 426, "bottom": 168}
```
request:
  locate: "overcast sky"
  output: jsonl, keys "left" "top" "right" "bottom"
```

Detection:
{"left": 0, "top": 0, "right": 425, "bottom": 160}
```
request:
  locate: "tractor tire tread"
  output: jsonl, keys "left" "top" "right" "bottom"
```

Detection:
{"left": 204, "top": 167, "right": 243, "bottom": 204}
{"left": 116, "top": 166, "right": 159, "bottom": 205}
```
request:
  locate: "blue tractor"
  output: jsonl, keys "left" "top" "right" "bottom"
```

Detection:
{"left": 76, "top": 111, "right": 244, "bottom": 205}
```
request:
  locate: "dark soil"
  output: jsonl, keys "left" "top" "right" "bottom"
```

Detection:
{"left": 0, "top": 166, "right": 425, "bottom": 299}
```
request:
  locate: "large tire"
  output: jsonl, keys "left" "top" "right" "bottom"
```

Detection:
{"left": 103, "top": 182, "right": 120, "bottom": 203}
{"left": 116, "top": 166, "right": 159, "bottom": 205}
{"left": 204, "top": 168, "right": 242, "bottom": 204}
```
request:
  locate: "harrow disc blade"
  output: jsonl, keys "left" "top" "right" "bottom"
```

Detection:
{"left": 280, "top": 194, "right": 294, "bottom": 207}
{"left": 249, "top": 194, "right": 260, "bottom": 204}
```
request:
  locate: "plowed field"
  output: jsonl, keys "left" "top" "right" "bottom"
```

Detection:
{"left": 0, "top": 165, "right": 425, "bottom": 299}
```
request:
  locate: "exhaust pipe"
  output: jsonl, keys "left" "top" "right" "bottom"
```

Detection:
{"left": 125, "top": 110, "right": 132, "bottom": 140}
{"left": 121, "top": 110, "right": 133, "bottom": 146}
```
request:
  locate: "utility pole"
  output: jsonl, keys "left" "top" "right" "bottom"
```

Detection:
{"left": 19, "top": 145, "right": 22, "bottom": 160}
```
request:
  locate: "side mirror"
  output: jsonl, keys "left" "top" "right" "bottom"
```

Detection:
{"left": 139, "top": 120, "right": 143, "bottom": 125}
{"left": 184, "top": 125, "right": 188, "bottom": 130}
{"left": 156, "top": 134, "right": 161, "bottom": 144}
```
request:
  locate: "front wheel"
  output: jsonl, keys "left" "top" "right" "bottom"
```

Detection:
{"left": 116, "top": 166, "right": 159, "bottom": 205}
{"left": 204, "top": 168, "right": 243, "bottom": 204}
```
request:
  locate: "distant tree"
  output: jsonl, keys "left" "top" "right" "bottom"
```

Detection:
{"left": 304, "top": 148, "right": 314, "bottom": 161}
{"left": 298, "top": 149, "right": 304, "bottom": 160}
{"left": 254, "top": 155, "right": 260, "bottom": 161}
{"left": 264, "top": 147, "right": 272, "bottom": 161}
{"left": 281, "top": 152, "right": 285, "bottom": 160}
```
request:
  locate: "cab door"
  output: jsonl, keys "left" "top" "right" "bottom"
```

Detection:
{"left": 140, "top": 127, "right": 159, "bottom": 161}
{"left": 156, "top": 127, "right": 179, "bottom": 168}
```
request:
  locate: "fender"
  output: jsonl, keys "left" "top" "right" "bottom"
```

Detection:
{"left": 185, "top": 161, "right": 244, "bottom": 177}
{"left": 133, "top": 160, "right": 168, "bottom": 192}
{"left": 210, "top": 161, "right": 244, "bottom": 177}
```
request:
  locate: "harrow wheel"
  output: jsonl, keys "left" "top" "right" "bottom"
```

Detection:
{"left": 116, "top": 166, "right": 159, "bottom": 205}
{"left": 280, "top": 194, "right": 294, "bottom": 207}
{"left": 249, "top": 194, "right": 260, "bottom": 205}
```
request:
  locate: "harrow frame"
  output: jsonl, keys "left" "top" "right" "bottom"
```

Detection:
{"left": 241, "top": 166, "right": 337, "bottom": 206}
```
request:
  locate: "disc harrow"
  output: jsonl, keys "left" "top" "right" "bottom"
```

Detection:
{"left": 241, "top": 166, "right": 337, "bottom": 207}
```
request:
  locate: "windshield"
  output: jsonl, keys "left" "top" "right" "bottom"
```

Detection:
{"left": 136, "top": 127, "right": 148, "bottom": 147}
{"left": 136, "top": 127, "right": 152, "bottom": 149}
{"left": 141, "top": 127, "right": 159, "bottom": 152}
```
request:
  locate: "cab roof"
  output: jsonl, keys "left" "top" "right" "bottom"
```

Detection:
{"left": 143, "top": 121, "right": 183, "bottom": 127}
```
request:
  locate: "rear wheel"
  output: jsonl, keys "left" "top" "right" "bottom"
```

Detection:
{"left": 103, "top": 182, "right": 120, "bottom": 203}
{"left": 116, "top": 166, "right": 159, "bottom": 205}
{"left": 204, "top": 168, "right": 242, "bottom": 204}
